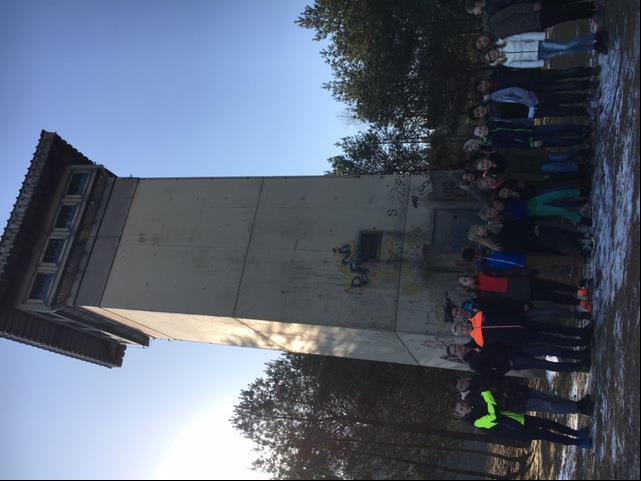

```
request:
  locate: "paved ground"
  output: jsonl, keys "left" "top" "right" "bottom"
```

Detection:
{"left": 490, "top": 1, "right": 640, "bottom": 479}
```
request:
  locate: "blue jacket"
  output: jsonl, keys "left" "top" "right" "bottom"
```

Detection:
{"left": 489, "top": 87, "right": 538, "bottom": 107}
{"left": 503, "top": 199, "right": 529, "bottom": 220}
{"left": 478, "top": 251, "right": 527, "bottom": 270}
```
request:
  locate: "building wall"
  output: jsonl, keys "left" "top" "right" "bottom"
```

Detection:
{"left": 87, "top": 174, "right": 478, "bottom": 369}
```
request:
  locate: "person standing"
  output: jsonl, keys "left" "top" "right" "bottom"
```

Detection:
{"left": 453, "top": 390, "right": 593, "bottom": 448}
{"left": 446, "top": 343, "right": 591, "bottom": 377}
{"left": 452, "top": 375, "right": 594, "bottom": 415}
{"left": 480, "top": 31, "right": 608, "bottom": 69}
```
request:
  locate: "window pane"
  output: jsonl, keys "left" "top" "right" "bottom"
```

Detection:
{"left": 67, "top": 172, "right": 90, "bottom": 195}
{"left": 42, "top": 238, "right": 67, "bottom": 263}
{"left": 54, "top": 205, "right": 77, "bottom": 229}
{"left": 29, "top": 273, "right": 55, "bottom": 300}
{"left": 358, "top": 232, "right": 382, "bottom": 261}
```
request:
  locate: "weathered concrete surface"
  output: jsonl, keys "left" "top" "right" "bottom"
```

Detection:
{"left": 92, "top": 174, "right": 482, "bottom": 368}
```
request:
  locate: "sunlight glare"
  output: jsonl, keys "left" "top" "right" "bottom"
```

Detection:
{"left": 153, "top": 404, "right": 269, "bottom": 480}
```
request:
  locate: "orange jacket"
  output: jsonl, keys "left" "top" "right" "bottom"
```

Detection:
{"left": 470, "top": 311, "right": 486, "bottom": 347}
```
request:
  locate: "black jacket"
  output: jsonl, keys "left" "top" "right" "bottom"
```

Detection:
{"left": 463, "top": 390, "right": 528, "bottom": 437}
{"left": 488, "top": 101, "right": 531, "bottom": 121}
{"left": 463, "top": 345, "right": 514, "bottom": 377}
{"left": 466, "top": 310, "right": 530, "bottom": 347}
{"left": 465, "top": 376, "right": 531, "bottom": 412}
{"left": 495, "top": 219, "right": 539, "bottom": 252}
{"left": 470, "top": 297, "right": 530, "bottom": 316}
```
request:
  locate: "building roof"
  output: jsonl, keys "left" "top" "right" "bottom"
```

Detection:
{"left": 0, "top": 131, "right": 93, "bottom": 303}
{"left": 0, "top": 131, "right": 127, "bottom": 368}
{"left": 0, "top": 307, "right": 125, "bottom": 368}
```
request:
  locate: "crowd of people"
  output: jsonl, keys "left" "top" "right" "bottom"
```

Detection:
{"left": 442, "top": 0, "right": 608, "bottom": 450}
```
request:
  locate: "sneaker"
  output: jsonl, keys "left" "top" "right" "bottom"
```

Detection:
{"left": 579, "top": 348, "right": 592, "bottom": 361}
{"left": 595, "top": 31, "right": 610, "bottom": 54}
{"left": 577, "top": 287, "right": 590, "bottom": 300}
{"left": 580, "top": 277, "right": 592, "bottom": 287}
{"left": 579, "top": 203, "right": 593, "bottom": 217}
{"left": 578, "top": 300, "right": 593, "bottom": 313}
{"left": 577, "top": 224, "right": 592, "bottom": 235}
{"left": 574, "top": 307, "right": 592, "bottom": 319}
{"left": 577, "top": 437, "right": 593, "bottom": 449}
{"left": 577, "top": 426, "right": 591, "bottom": 437}
{"left": 579, "top": 395, "right": 594, "bottom": 415}
{"left": 580, "top": 323, "right": 594, "bottom": 340}
{"left": 579, "top": 357, "right": 592, "bottom": 372}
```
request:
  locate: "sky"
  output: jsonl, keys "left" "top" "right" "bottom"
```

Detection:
{"left": 0, "top": 1, "right": 361, "bottom": 478}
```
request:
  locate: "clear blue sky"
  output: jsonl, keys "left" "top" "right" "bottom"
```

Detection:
{"left": 0, "top": 1, "right": 360, "bottom": 478}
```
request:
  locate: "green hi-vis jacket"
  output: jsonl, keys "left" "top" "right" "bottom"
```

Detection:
{"left": 474, "top": 390, "right": 525, "bottom": 430}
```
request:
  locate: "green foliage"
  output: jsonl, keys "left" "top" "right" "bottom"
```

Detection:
{"left": 232, "top": 354, "right": 513, "bottom": 480}
{"left": 326, "top": 126, "right": 431, "bottom": 175}
{"left": 297, "top": 0, "right": 479, "bottom": 130}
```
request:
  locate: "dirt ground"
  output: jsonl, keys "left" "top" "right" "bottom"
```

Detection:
{"left": 489, "top": 1, "right": 640, "bottom": 479}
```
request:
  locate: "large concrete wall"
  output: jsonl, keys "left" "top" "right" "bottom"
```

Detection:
{"left": 87, "top": 175, "right": 477, "bottom": 368}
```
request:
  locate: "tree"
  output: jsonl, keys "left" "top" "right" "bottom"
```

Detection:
{"left": 297, "top": 0, "right": 480, "bottom": 131}
{"left": 326, "top": 126, "right": 431, "bottom": 175}
{"left": 232, "top": 354, "right": 529, "bottom": 479}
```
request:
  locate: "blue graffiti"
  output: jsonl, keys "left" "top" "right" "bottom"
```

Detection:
{"left": 332, "top": 244, "right": 370, "bottom": 288}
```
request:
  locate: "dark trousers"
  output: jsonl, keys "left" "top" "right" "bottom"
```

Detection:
{"left": 529, "top": 278, "right": 578, "bottom": 306}
{"left": 536, "top": 225, "right": 584, "bottom": 254}
{"left": 533, "top": 125, "right": 586, "bottom": 137}
{"left": 516, "top": 415, "right": 584, "bottom": 445}
{"left": 518, "top": 343, "right": 589, "bottom": 360}
{"left": 541, "top": 1, "right": 596, "bottom": 28}
{"left": 535, "top": 80, "right": 593, "bottom": 92}
{"left": 536, "top": 104, "right": 588, "bottom": 117}
{"left": 535, "top": 66, "right": 598, "bottom": 81}
{"left": 525, "top": 389, "right": 582, "bottom": 414}
{"left": 525, "top": 320, "right": 589, "bottom": 347}
{"left": 537, "top": 92, "right": 590, "bottom": 105}
{"left": 540, "top": 137, "right": 588, "bottom": 148}
{"left": 532, "top": 124, "right": 589, "bottom": 148}
{"left": 494, "top": 67, "right": 598, "bottom": 87}
{"left": 526, "top": 306, "right": 587, "bottom": 321}
{"left": 510, "top": 347, "right": 587, "bottom": 372}
{"left": 527, "top": 332, "right": 588, "bottom": 347}
{"left": 547, "top": 147, "right": 593, "bottom": 162}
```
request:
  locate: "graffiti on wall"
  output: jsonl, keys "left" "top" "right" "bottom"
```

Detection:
{"left": 386, "top": 175, "right": 433, "bottom": 208}
{"left": 420, "top": 338, "right": 448, "bottom": 349}
{"left": 428, "top": 171, "right": 474, "bottom": 201}
{"left": 387, "top": 175, "right": 409, "bottom": 205}
{"left": 332, "top": 243, "right": 370, "bottom": 290}
{"left": 404, "top": 225, "right": 428, "bottom": 259}
{"left": 410, "top": 176, "right": 432, "bottom": 208}
{"left": 420, "top": 338, "right": 465, "bottom": 364}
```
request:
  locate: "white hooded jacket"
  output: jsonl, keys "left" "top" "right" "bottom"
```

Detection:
{"left": 492, "top": 32, "right": 547, "bottom": 69}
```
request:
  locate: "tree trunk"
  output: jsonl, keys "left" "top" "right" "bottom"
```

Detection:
{"left": 364, "top": 439, "right": 528, "bottom": 461}
{"left": 349, "top": 417, "right": 530, "bottom": 448}
{"left": 344, "top": 448, "right": 507, "bottom": 480}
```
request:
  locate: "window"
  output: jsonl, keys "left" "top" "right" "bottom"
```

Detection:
{"left": 358, "top": 231, "right": 382, "bottom": 261}
{"left": 42, "top": 238, "right": 67, "bottom": 264}
{"left": 54, "top": 204, "right": 78, "bottom": 229}
{"left": 66, "top": 172, "right": 90, "bottom": 196}
{"left": 28, "top": 273, "right": 55, "bottom": 301}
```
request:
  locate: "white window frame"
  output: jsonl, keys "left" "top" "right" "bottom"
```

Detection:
{"left": 39, "top": 235, "right": 69, "bottom": 266}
